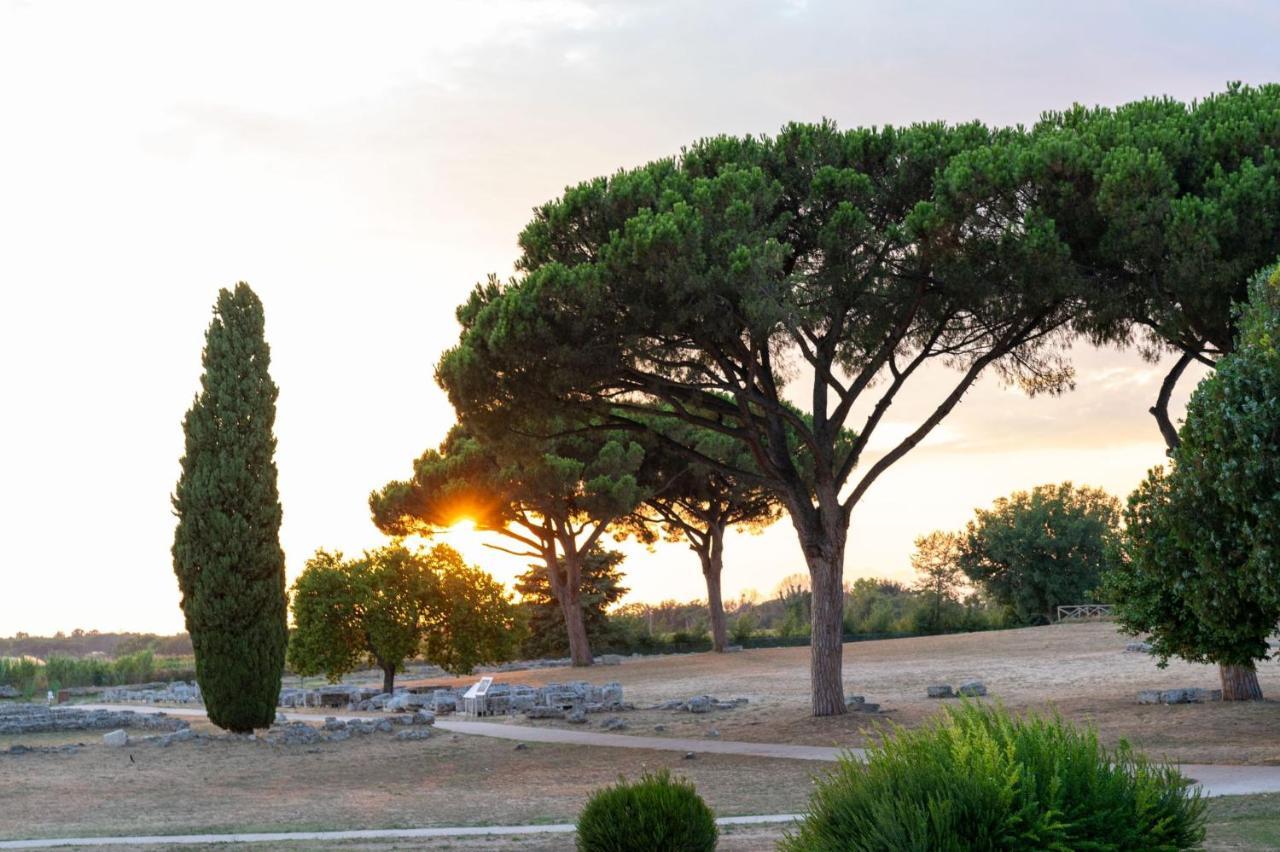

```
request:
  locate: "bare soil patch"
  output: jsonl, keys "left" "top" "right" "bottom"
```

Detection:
{"left": 406, "top": 622, "right": 1280, "bottom": 764}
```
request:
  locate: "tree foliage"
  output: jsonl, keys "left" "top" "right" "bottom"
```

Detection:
{"left": 957, "top": 483, "right": 1121, "bottom": 625}
{"left": 371, "top": 424, "right": 647, "bottom": 666}
{"left": 288, "top": 543, "right": 516, "bottom": 692}
{"left": 1038, "top": 84, "right": 1280, "bottom": 447}
{"left": 1106, "top": 263, "right": 1280, "bottom": 698}
{"left": 910, "top": 531, "right": 968, "bottom": 633}
{"left": 625, "top": 412, "right": 782, "bottom": 651}
{"left": 514, "top": 546, "right": 627, "bottom": 659}
{"left": 436, "top": 119, "right": 1084, "bottom": 715}
{"left": 172, "top": 283, "right": 287, "bottom": 732}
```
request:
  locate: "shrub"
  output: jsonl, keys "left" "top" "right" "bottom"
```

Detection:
{"left": 576, "top": 769, "right": 718, "bottom": 852}
{"left": 782, "top": 702, "right": 1205, "bottom": 851}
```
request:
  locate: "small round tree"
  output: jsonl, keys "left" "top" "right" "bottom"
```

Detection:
{"left": 956, "top": 483, "right": 1121, "bottom": 624}
{"left": 1107, "top": 262, "right": 1280, "bottom": 700}
{"left": 172, "top": 283, "right": 287, "bottom": 733}
{"left": 289, "top": 543, "right": 516, "bottom": 693}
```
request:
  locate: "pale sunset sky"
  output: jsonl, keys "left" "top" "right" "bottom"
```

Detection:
{"left": 2, "top": 1, "right": 1276, "bottom": 635}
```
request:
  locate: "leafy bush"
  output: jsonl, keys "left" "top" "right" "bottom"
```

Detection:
{"left": 576, "top": 769, "right": 718, "bottom": 852}
{"left": 782, "top": 702, "right": 1205, "bottom": 851}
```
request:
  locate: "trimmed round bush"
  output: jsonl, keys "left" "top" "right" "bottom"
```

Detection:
{"left": 782, "top": 702, "right": 1205, "bottom": 851}
{"left": 576, "top": 769, "right": 718, "bottom": 852}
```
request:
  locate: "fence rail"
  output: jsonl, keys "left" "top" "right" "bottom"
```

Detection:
{"left": 1056, "top": 604, "right": 1114, "bottom": 621}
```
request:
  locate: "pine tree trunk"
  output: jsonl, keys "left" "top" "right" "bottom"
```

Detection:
{"left": 1219, "top": 662, "right": 1263, "bottom": 700}
{"left": 560, "top": 594, "right": 594, "bottom": 667}
{"left": 543, "top": 548, "right": 594, "bottom": 667}
{"left": 808, "top": 554, "right": 846, "bottom": 716}
{"left": 700, "top": 526, "right": 728, "bottom": 653}
{"left": 382, "top": 664, "right": 396, "bottom": 695}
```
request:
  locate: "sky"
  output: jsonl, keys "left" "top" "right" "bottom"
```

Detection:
{"left": 1, "top": 0, "right": 1276, "bottom": 635}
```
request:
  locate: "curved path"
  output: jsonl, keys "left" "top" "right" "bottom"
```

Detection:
{"left": 70, "top": 704, "right": 1280, "bottom": 797}
{"left": 72, "top": 704, "right": 1280, "bottom": 796}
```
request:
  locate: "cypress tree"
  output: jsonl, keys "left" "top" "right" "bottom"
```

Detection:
{"left": 172, "top": 283, "right": 287, "bottom": 732}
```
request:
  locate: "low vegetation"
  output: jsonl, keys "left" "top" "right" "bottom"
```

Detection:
{"left": 0, "top": 650, "right": 194, "bottom": 697}
{"left": 782, "top": 702, "right": 1206, "bottom": 851}
{"left": 576, "top": 769, "right": 718, "bottom": 852}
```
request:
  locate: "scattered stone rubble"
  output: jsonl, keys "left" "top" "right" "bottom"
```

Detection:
{"left": 3, "top": 742, "right": 83, "bottom": 755}
{"left": 103, "top": 681, "right": 203, "bottom": 704}
{"left": 844, "top": 695, "right": 881, "bottom": 712}
{"left": 650, "top": 695, "right": 748, "bottom": 714}
{"left": 927, "top": 681, "right": 988, "bottom": 698}
{"left": 0, "top": 685, "right": 20, "bottom": 699}
{"left": 1137, "top": 687, "right": 1222, "bottom": 705}
{"left": 0, "top": 703, "right": 189, "bottom": 736}
{"left": 415, "top": 681, "right": 633, "bottom": 719}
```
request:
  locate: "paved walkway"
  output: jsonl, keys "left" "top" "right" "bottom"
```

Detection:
{"left": 71, "top": 704, "right": 1280, "bottom": 798}
{"left": 0, "top": 814, "right": 800, "bottom": 849}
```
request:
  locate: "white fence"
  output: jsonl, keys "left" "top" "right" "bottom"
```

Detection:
{"left": 1056, "top": 604, "right": 1114, "bottom": 621}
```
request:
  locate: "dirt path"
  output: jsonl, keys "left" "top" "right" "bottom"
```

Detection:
{"left": 72, "top": 704, "right": 1280, "bottom": 797}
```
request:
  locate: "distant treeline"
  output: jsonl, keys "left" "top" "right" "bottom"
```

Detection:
{"left": 0, "top": 650, "right": 196, "bottom": 697}
{"left": 0, "top": 631, "right": 193, "bottom": 661}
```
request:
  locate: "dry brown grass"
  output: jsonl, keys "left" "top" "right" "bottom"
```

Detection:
{"left": 0, "top": 725, "right": 817, "bottom": 842}
{"left": 405, "top": 621, "right": 1280, "bottom": 764}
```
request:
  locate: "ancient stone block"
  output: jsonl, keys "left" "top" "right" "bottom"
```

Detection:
{"left": 395, "top": 728, "right": 432, "bottom": 741}
{"left": 524, "top": 707, "right": 565, "bottom": 720}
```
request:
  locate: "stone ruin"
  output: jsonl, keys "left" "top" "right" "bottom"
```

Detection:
{"left": 650, "top": 695, "right": 749, "bottom": 714}
{"left": 0, "top": 685, "right": 21, "bottom": 699}
{"left": 927, "top": 681, "right": 988, "bottom": 699}
{"left": 0, "top": 703, "right": 189, "bottom": 736}
{"left": 102, "top": 681, "right": 203, "bottom": 704}
{"left": 430, "top": 680, "right": 629, "bottom": 719}
{"left": 1137, "top": 687, "right": 1222, "bottom": 705}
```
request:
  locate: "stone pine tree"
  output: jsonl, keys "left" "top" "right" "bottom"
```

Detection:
{"left": 1034, "top": 84, "right": 1280, "bottom": 450}
{"left": 436, "top": 121, "right": 1082, "bottom": 715}
{"left": 371, "top": 423, "right": 647, "bottom": 667}
{"left": 626, "top": 416, "right": 781, "bottom": 652}
{"left": 172, "top": 283, "right": 287, "bottom": 732}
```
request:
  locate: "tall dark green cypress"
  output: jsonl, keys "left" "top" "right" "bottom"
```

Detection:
{"left": 172, "top": 283, "right": 287, "bottom": 732}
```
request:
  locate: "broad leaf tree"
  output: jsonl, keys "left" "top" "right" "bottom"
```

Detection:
{"left": 288, "top": 543, "right": 515, "bottom": 692}
{"left": 437, "top": 121, "right": 1081, "bottom": 714}
{"left": 910, "top": 531, "right": 967, "bottom": 633}
{"left": 371, "top": 425, "right": 645, "bottom": 666}
{"left": 1038, "top": 84, "right": 1280, "bottom": 448}
{"left": 172, "top": 283, "right": 287, "bottom": 733}
{"left": 956, "top": 483, "right": 1121, "bottom": 625}
{"left": 1106, "top": 263, "right": 1280, "bottom": 700}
